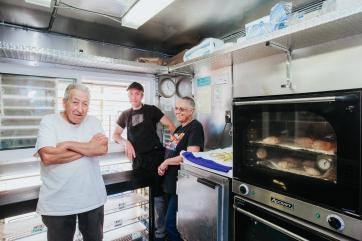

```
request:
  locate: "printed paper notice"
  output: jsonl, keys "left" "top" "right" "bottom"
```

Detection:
{"left": 196, "top": 86, "right": 211, "bottom": 113}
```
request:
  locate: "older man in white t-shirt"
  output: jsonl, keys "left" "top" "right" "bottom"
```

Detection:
{"left": 35, "top": 84, "right": 108, "bottom": 241}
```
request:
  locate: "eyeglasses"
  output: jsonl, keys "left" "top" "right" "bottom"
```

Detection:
{"left": 174, "top": 106, "right": 193, "bottom": 112}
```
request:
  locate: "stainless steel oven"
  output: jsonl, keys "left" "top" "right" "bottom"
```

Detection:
{"left": 232, "top": 89, "right": 362, "bottom": 240}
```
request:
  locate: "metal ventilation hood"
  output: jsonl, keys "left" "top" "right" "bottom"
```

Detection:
{"left": 0, "top": 0, "right": 317, "bottom": 55}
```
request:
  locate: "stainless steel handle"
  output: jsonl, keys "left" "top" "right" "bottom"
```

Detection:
{"left": 234, "top": 94, "right": 359, "bottom": 106}
{"left": 197, "top": 178, "right": 218, "bottom": 189}
{"left": 234, "top": 96, "right": 336, "bottom": 105}
{"left": 233, "top": 205, "right": 309, "bottom": 241}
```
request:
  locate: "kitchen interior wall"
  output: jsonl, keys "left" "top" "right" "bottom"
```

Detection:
{"left": 193, "top": 66, "right": 233, "bottom": 150}
{"left": 157, "top": 69, "right": 233, "bottom": 150}
{"left": 157, "top": 75, "right": 194, "bottom": 144}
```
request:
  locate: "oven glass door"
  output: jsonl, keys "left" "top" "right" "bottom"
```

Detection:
{"left": 233, "top": 90, "right": 361, "bottom": 215}
{"left": 234, "top": 196, "right": 339, "bottom": 241}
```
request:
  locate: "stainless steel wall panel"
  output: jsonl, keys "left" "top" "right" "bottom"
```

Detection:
{"left": 194, "top": 66, "right": 233, "bottom": 150}
{"left": 233, "top": 53, "right": 288, "bottom": 98}
{"left": 233, "top": 33, "right": 362, "bottom": 98}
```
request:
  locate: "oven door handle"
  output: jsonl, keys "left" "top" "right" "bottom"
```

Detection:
{"left": 234, "top": 94, "right": 358, "bottom": 105}
{"left": 197, "top": 178, "right": 218, "bottom": 189}
{"left": 233, "top": 205, "right": 310, "bottom": 241}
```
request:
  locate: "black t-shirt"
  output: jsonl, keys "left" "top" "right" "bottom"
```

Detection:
{"left": 117, "top": 104, "right": 164, "bottom": 154}
{"left": 163, "top": 119, "right": 204, "bottom": 194}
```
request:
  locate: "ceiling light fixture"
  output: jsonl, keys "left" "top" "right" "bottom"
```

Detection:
{"left": 122, "top": 0, "right": 175, "bottom": 29}
{"left": 25, "top": 0, "right": 52, "bottom": 8}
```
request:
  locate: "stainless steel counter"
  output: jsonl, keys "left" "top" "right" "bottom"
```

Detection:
{"left": 0, "top": 152, "right": 131, "bottom": 191}
{"left": 0, "top": 170, "right": 153, "bottom": 219}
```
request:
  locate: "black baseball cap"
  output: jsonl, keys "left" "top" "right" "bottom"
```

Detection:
{"left": 127, "top": 82, "right": 144, "bottom": 92}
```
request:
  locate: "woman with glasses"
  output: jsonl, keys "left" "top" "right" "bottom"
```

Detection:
{"left": 158, "top": 96, "right": 204, "bottom": 241}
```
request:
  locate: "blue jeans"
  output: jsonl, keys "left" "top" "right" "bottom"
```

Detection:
{"left": 154, "top": 195, "right": 166, "bottom": 239}
{"left": 165, "top": 194, "right": 183, "bottom": 241}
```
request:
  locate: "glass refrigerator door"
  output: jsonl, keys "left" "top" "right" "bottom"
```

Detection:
{"left": 0, "top": 189, "right": 150, "bottom": 241}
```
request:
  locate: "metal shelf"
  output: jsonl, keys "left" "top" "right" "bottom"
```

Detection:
{"left": 103, "top": 222, "right": 148, "bottom": 241}
{"left": 1, "top": 6, "right": 361, "bottom": 76}
{"left": 0, "top": 116, "right": 43, "bottom": 120}
{"left": 0, "top": 43, "right": 168, "bottom": 75}
{"left": 105, "top": 192, "right": 148, "bottom": 215}
{"left": 169, "top": 5, "right": 362, "bottom": 73}
{"left": 0, "top": 135, "right": 37, "bottom": 140}
{"left": 103, "top": 205, "right": 148, "bottom": 233}
{"left": 249, "top": 140, "right": 336, "bottom": 156}
{"left": 1, "top": 84, "right": 56, "bottom": 91}
{"left": 0, "top": 223, "right": 148, "bottom": 241}
{"left": 2, "top": 106, "right": 53, "bottom": 110}
{"left": 2, "top": 95, "right": 55, "bottom": 101}
{"left": 0, "top": 126, "right": 39, "bottom": 130}
{"left": 258, "top": 159, "right": 336, "bottom": 182}
{"left": 0, "top": 194, "right": 149, "bottom": 241}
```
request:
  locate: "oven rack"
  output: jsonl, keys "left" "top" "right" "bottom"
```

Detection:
{"left": 256, "top": 159, "right": 336, "bottom": 181}
{"left": 249, "top": 140, "right": 336, "bottom": 156}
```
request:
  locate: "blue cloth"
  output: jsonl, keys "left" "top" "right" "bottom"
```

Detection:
{"left": 165, "top": 194, "right": 183, "bottom": 241}
{"left": 182, "top": 152, "right": 232, "bottom": 173}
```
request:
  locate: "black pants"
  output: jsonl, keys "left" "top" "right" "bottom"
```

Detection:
{"left": 133, "top": 147, "right": 165, "bottom": 196}
{"left": 41, "top": 206, "right": 104, "bottom": 241}
{"left": 133, "top": 147, "right": 167, "bottom": 239}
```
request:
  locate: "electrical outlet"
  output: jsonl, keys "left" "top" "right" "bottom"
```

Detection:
{"left": 225, "top": 110, "right": 231, "bottom": 124}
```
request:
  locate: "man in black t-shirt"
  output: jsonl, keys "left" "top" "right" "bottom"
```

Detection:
{"left": 158, "top": 97, "right": 204, "bottom": 241}
{"left": 113, "top": 82, "right": 175, "bottom": 241}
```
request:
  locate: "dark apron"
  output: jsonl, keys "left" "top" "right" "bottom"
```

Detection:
{"left": 127, "top": 108, "right": 165, "bottom": 196}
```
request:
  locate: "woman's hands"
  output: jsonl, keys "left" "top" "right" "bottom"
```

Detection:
{"left": 158, "top": 159, "right": 169, "bottom": 176}
{"left": 158, "top": 155, "right": 184, "bottom": 176}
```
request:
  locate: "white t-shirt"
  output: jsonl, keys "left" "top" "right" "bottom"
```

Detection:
{"left": 35, "top": 113, "right": 107, "bottom": 215}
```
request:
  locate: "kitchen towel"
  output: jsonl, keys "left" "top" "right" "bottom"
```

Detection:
{"left": 181, "top": 151, "right": 232, "bottom": 173}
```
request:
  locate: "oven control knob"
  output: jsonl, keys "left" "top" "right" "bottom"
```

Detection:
{"left": 239, "top": 184, "right": 249, "bottom": 195}
{"left": 327, "top": 214, "right": 345, "bottom": 231}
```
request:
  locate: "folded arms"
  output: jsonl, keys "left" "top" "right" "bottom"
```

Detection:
{"left": 38, "top": 133, "right": 108, "bottom": 165}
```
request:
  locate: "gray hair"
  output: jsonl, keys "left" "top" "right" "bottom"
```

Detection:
{"left": 63, "top": 84, "right": 90, "bottom": 101}
{"left": 182, "top": 96, "right": 195, "bottom": 109}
